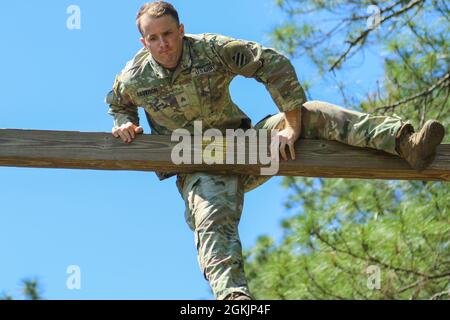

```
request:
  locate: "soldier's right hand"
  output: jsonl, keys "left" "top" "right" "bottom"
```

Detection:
{"left": 112, "top": 122, "right": 144, "bottom": 143}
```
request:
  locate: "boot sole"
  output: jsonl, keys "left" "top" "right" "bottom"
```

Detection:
{"left": 414, "top": 152, "right": 437, "bottom": 172}
{"left": 412, "top": 120, "right": 445, "bottom": 172}
{"left": 426, "top": 120, "right": 445, "bottom": 146}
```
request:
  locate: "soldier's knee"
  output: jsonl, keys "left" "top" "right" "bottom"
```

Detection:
{"left": 303, "top": 100, "right": 336, "bottom": 111}
{"left": 185, "top": 174, "right": 244, "bottom": 231}
{"left": 303, "top": 100, "right": 319, "bottom": 108}
{"left": 196, "top": 201, "right": 242, "bottom": 233}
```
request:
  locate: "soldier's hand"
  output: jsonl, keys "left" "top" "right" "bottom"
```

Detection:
{"left": 112, "top": 122, "right": 144, "bottom": 143}
{"left": 274, "top": 126, "right": 300, "bottom": 161}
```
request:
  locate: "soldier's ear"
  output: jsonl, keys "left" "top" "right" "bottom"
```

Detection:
{"left": 140, "top": 37, "right": 146, "bottom": 48}
{"left": 179, "top": 23, "right": 185, "bottom": 37}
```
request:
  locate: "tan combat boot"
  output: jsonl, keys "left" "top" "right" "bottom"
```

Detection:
{"left": 395, "top": 120, "right": 445, "bottom": 171}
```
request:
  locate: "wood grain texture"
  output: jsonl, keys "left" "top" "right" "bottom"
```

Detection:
{"left": 0, "top": 129, "right": 448, "bottom": 181}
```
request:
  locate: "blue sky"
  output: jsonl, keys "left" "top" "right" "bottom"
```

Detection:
{"left": 0, "top": 1, "right": 384, "bottom": 299}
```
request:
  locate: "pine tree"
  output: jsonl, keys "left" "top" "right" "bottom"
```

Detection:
{"left": 245, "top": 0, "right": 449, "bottom": 300}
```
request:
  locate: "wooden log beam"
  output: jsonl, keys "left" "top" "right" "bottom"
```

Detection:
{"left": 0, "top": 129, "right": 448, "bottom": 181}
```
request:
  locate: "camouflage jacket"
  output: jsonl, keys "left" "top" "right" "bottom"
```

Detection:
{"left": 105, "top": 33, "right": 306, "bottom": 180}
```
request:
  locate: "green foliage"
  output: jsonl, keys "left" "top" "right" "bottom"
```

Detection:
{"left": 245, "top": 0, "right": 450, "bottom": 300}
{"left": 246, "top": 178, "right": 449, "bottom": 299}
{"left": 1, "top": 278, "right": 43, "bottom": 300}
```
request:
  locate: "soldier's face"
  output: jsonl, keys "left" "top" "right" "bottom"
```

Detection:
{"left": 140, "top": 15, "right": 185, "bottom": 69}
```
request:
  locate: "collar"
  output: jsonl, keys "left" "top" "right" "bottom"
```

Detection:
{"left": 172, "top": 38, "right": 192, "bottom": 83}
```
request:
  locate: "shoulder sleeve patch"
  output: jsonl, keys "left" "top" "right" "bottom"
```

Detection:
{"left": 219, "top": 40, "right": 263, "bottom": 77}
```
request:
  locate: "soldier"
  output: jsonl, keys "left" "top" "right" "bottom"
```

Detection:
{"left": 105, "top": 1, "right": 445, "bottom": 300}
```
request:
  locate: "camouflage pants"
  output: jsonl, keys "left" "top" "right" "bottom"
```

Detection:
{"left": 176, "top": 100, "right": 409, "bottom": 299}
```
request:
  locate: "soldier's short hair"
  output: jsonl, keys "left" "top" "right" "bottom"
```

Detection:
{"left": 136, "top": 1, "right": 180, "bottom": 36}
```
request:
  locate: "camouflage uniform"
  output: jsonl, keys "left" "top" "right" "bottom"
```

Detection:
{"left": 106, "top": 33, "right": 409, "bottom": 299}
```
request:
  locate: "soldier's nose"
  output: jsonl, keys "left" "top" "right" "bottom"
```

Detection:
{"left": 159, "top": 38, "right": 168, "bottom": 47}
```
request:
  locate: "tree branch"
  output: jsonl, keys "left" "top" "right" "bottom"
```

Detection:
{"left": 329, "top": 0, "right": 426, "bottom": 71}
{"left": 397, "top": 272, "right": 450, "bottom": 294}
{"left": 369, "top": 71, "right": 450, "bottom": 113}
{"left": 313, "top": 228, "right": 433, "bottom": 278}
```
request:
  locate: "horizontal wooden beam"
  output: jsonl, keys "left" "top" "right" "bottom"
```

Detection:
{"left": 0, "top": 129, "right": 448, "bottom": 181}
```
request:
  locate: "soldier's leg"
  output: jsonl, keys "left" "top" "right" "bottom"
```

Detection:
{"left": 298, "top": 100, "right": 407, "bottom": 154}
{"left": 242, "top": 100, "right": 411, "bottom": 192}
{"left": 177, "top": 172, "right": 251, "bottom": 300}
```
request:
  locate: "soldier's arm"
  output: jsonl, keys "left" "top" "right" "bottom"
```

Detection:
{"left": 210, "top": 35, "right": 304, "bottom": 160}
{"left": 105, "top": 74, "right": 143, "bottom": 143}
{"left": 210, "top": 35, "right": 307, "bottom": 113}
